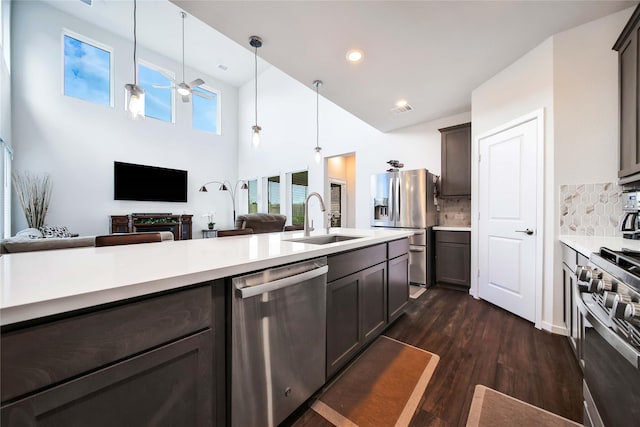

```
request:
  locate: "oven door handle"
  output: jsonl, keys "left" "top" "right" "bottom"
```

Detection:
{"left": 576, "top": 291, "right": 640, "bottom": 370}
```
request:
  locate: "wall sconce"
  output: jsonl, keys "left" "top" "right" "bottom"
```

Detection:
{"left": 249, "top": 36, "right": 263, "bottom": 147}
{"left": 199, "top": 180, "right": 248, "bottom": 223}
{"left": 313, "top": 80, "right": 323, "bottom": 163}
{"left": 124, "top": 0, "right": 145, "bottom": 119}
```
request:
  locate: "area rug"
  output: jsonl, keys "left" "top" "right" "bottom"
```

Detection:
{"left": 311, "top": 335, "right": 439, "bottom": 427}
{"left": 465, "top": 385, "right": 582, "bottom": 427}
{"left": 409, "top": 284, "right": 427, "bottom": 299}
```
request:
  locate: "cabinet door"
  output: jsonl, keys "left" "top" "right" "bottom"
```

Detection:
{"left": 361, "top": 262, "right": 388, "bottom": 343}
{"left": 1, "top": 331, "right": 212, "bottom": 427}
{"left": 619, "top": 31, "right": 639, "bottom": 176}
{"left": 435, "top": 232, "right": 470, "bottom": 287}
{"left": 326, "top": 274, "right": 361, "bottom": 379}
{"left": 388, "top": 254, "right": 409, "bottom": 322}
{"left": 440, "top": 123, "right": 471, "bottom": 197}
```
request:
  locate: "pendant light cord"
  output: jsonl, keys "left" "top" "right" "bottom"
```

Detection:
{"left": 316, "top": 83, "right": 319, "bottom": 149}
{"left": 254, "top": 45, "right": 258, "bottom": 127}
{"left": 181, "top": 12, "right": 185, "bottom": 82}
{"left": 133, "top": 0, "right": 137, "bottom": 84}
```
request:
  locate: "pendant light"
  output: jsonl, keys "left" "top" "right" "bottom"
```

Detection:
{"left": 249, "top": 36, "right": 263, "bottom": 147}
{"left": 313, "top": 80, "right": 323, "bottom": 163}
{"left": 124, "top": 0, "right": 145, "bottom": 119}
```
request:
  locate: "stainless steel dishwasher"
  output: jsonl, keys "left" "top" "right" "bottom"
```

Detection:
{"left": 231, "top": 257, "right": 328, "bottom": 427}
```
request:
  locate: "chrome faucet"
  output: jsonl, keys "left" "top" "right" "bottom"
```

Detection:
{"left": 304, "top": 192, "right": 326, "bottom": 237}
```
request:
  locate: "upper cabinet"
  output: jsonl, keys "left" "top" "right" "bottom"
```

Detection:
{"left": 439, "top": 122, "right": 471, "bottom": 197}
{"left": 615, "top": 5, "right": 640, "bottom": 180}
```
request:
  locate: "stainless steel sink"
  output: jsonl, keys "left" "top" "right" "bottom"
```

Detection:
{"left": 284, "top": 234, "right": 365, "bottom": 245}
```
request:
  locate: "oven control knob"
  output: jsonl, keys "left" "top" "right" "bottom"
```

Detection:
{"left": 603, "top": 291, "right": 617, "bottom": 309}
{"left": 576, "top": 266, "right": 593, "bottom": 282}
{"left": 587, "top": 278, "right": 601, "bottom": 293}
{"left": 624, "top": 302, "right": 640, "bottom": 322}
{"left": 611, "top": 294, "right": 633, "bottom": 320}
{"left": 597, "top": 278, "right": 618, "bottom": 294}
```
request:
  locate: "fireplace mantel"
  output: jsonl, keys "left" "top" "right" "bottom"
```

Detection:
{"left": 110, "top": 213, "right": 192, "bottom": 240}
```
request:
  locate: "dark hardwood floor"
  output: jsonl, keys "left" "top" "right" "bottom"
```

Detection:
{"left": 289, "top": 286, "right": 583, "bottom": 427}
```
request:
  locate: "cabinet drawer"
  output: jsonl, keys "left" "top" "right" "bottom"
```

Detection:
{"left": 1, "top": 285, "right": 212, "bottom": 402}
{"left": 388, "top": 238, "right": 409, "bottom": 259}
{"left": 562, "top": 244, "right": 578, "bottom": 271}
{"left": 435, "top": 230, "right": 470, "bottom": 244}
{"left": 328, "top": 243, "right": 386, "bottom": 282}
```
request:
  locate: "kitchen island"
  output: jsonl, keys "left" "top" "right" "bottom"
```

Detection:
{"left": 0, "top": 228, "right": 413, "bottom": 426}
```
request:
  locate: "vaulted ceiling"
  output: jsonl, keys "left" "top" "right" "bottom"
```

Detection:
{"left": 50, "top": 0, "right": 637, "bottom": 132}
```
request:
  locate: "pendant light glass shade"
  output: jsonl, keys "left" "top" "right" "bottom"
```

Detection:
{"left": 249, "top": 36, "right": 262, "bottom": 147}
{"left": 125, "top": 0, "right": 144, "bottom": 119}
{"left": 313, "top": 80, "right": 323, "bottom": 163}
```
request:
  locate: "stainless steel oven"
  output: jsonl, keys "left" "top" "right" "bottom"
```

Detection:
{"left": 576, "top": 248, "right": 640, "bottom": 426}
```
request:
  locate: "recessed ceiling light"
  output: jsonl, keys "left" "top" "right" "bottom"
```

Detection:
{"left": 346, "top": 49, "right": 364, "bottom": 63}
{"left": 396, "top": 99, "right": 408, "bottom": 108}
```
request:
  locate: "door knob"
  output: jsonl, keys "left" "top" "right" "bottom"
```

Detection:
{"left": 516, "top": 228, "right": 534, "bottom": 235}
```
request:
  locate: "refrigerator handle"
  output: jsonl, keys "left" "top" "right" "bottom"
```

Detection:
{"left": 389, "top": 175, "right": 395, "bottom": 222}
{"left": 396, "top": 175, "right": 401, "bottom": 220}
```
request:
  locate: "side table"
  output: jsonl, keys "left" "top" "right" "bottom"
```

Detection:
{"left": 201, "top": 229, "right": 218, "bottom": 238}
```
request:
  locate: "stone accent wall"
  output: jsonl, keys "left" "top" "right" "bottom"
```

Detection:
{"left": 438, "top": 198, "right": 471, "bottom": 227}
{"left": 559, "top": 183, "right": 622, "bottom": 237}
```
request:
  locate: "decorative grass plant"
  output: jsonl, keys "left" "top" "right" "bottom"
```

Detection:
{"left": 12, "top": 171, "right": 52, "bottom": 229}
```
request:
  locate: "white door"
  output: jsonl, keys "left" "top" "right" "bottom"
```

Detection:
{"left": 478, "top": 116, "right": 539, "bottom": 323}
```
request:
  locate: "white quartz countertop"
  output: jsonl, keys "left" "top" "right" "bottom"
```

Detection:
{"left": 432, "top": 226, "right": 471, "bottom": 231}
{"left": 0, "top": 228, "right": 413, "bottom": 326}
{"left": 559, "top": 235, "right": 640, "bottom": 258}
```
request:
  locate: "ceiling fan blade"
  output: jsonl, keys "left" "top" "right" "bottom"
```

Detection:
{"left": 192, "top": 90, "right": 213, "bottom": 100}
{"left": 181, "top": 94, "right": 191, "bottom": 103}
{"left": 151, "top": 84, "right": 174, "bottom": 89}
{"left": 189, "top": 78, "right": 204, "bottom": 88}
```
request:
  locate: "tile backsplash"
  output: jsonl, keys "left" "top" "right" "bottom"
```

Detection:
{"left": 438, "top": 198, "right": 471, "bottom": 226}
{"left": 560, "top": 183, "right": 622, "bottom": 237}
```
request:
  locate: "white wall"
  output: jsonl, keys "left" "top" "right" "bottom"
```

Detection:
{"left": 237, "top": 65, "right": 471, "bottom": 229}
{"left": 471, "top": 6, "right": 634, "bottom": 332}
{"left": 11, "top": 1, "right": 240, "bottom": 236}
{"left": 0, "top": 0, "right": 12, "bottom": 240}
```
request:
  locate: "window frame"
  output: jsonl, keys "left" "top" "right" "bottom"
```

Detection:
{"left": 137, "top": 58, "right": 175, "bottom": 124}
{"left": 289, "top": 170, "right": 308, "bottom": 227}
{"left": 266, "top": 175, "right": 281, "bottom": 214}
{"left": 192, "top": 84, "right": 221, "bottom": 135}
{"left": 247, "top": 179, "right": 258, "bottom": 214}
{"left": 61, "top": 29, "right": 114, "bottom": 107}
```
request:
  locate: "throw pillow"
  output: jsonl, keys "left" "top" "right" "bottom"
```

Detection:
{"left": 40, "top": 225, "right": 72, "bottom": 238}
{"left": 15, "top": 228, "right": 44, "bottom": 239}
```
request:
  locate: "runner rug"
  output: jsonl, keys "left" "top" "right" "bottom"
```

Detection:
{"left": 465, "top": 385, "right": 582, "bottom": 427}
{"left": 311, "top": 335, "right": 439, "bottom": 427}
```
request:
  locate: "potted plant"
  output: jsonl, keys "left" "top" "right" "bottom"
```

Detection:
{"left": 203, "top": 211, "right": 216, "bottom": 230}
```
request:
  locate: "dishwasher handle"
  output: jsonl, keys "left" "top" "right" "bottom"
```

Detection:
{"left": 237, "top": 265, "right": 328, "bottom": 299}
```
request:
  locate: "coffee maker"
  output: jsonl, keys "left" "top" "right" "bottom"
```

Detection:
{"left": 621, "top": 191, "right": 640, "bottom": 239}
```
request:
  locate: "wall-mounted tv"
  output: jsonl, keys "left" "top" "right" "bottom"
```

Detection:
{"left": 114, "top": 161, "right": 188, "bottom": 203}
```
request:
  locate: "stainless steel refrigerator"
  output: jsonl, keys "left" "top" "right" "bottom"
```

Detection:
{"left": 371, "top": 168, "right": 437, "bottom": 286}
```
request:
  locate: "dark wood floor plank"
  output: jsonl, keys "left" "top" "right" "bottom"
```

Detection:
{"left": 288, "top": 286, "right": 583, "bottom": 427}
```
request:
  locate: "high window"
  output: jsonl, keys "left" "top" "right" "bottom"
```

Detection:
{"left": 291, "top": 171, "right": 308, "bottom": 226}
{"left": 62, "top": 32, "right": 112, "bottom": 106}
{"left": 247, "top": 179, "right": 258, "bottom": 214}
{"left": 192, "top": 86, "right": 220, "bottom": 134}
{"left": 138, "top": 61, "right": 173, "bottom": 123}
{"left": 267, "top": 175, "right": 280, "bottom": 214}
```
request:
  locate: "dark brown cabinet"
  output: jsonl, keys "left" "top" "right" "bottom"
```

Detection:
{"left": 326, "top": 244, "right": 388, "bottom": 379}
{"left": 439, "top": 122, "right": 471, "bottom": 197}
{"left": 388, "top": 239, "right": 410, "bottom": 322}
{"left": 561, "top": 243, "right": 588, "bottom": 369}
{"left": 434, "top": 230, "right": 470, "bottom": 287}
{"left": 615, "top": 5, "right": 640, "bottom": 179}
{"left": 1, "top": 283, "right": 222, "bottom": 427}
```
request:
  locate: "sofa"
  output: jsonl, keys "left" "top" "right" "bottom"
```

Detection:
{"left": 233, "top": 214, "right": 288, "bottom": 234}
{"left": 0, "top": 231, "right": 174, "bottom": 254}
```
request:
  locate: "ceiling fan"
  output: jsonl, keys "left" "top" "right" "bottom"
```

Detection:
{"left": 154, "top": 11, "right": 210, "bottom": 102}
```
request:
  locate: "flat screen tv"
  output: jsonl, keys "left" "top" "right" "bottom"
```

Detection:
{"left": 114, "top": 161, "right": 188, "bottom": 202}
